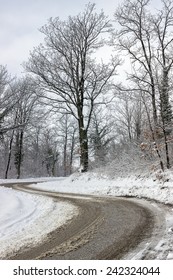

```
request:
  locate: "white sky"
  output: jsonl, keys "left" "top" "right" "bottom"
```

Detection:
{"left": 0, "top": 0, "right": 161, "bottom": 77}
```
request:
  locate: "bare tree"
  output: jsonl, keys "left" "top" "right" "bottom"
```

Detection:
{"left": 114, "top": 0, "right": 173, "bottom": 169}
{"left": 25, "top": 3, "right": 120, "bottom": 172}
{"left": 4, "top": 113, "right": 18, "bottom": 179}
{"left": 114, "top": 0, "right": 159, "bottom": 128}
{"left": 13, "top": 77, "right": 38, "bottom": 178}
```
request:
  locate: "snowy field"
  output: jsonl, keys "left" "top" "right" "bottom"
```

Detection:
{"left": 0, "top": 169, "right": 173, "bottom": 259}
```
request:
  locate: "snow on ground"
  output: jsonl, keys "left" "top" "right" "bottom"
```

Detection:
{"left": 0, "top": 177, "right": 64, "bottom": 184}
{"left": 26, "top": 169, "right": 173, "bottom": 260}
{"left": 29, "top": 171, "right": 173, "bottom": 204}
{"left": 1, "top": 168, "right": 173, "bottom": 260}
{"left": 0, "top": 185, "right": 78, "bottom": 259}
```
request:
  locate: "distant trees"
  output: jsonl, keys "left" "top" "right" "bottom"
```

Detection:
{"left": 25, "top": 3, "right": 120, "bottom": 172}
{"left": 57, "top": 114, "right": 77, "bottom": 176}
{"left": 113, "top": 92, "right": 144, "bottom": 144}
{"left": 40, "top": 115, "right": 78, "bottom": 177}
{"left": 89, "top": 108, "right": 115, "bottom": 166}
{"left": 13, "top": 78, "right": 38, "bottom": 178}
{"left": 21, "top": 111, "right": 78, "bottom": 178}
{"left": 2, "top": 77, "right": 38, "bottom": 178}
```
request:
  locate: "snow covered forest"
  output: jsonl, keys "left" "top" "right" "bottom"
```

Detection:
{"left": 1, "top": 0, "right": 173, "bottom": 179}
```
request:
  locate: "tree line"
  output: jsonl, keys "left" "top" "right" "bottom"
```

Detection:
{"left": 1, "top": 0, "right": 173, "bottom": 178}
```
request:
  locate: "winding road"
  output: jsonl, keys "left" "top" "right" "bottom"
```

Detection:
{"left": 5, "top": 183, "right": 165, "bottom": 260}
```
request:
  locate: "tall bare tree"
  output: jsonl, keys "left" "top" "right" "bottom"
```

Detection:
{"left": 25, "top": 3, "right": 120, "bottom": 172}
{"left": 115, "top": 0, "right": 159, "bottom": 127}
{"left": 114, "top": 0, "right": 173, "bottom": 169}
{"left": 13, "top": 77, "right": 38, "bottom": 178}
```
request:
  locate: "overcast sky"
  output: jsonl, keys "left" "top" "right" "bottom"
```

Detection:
{"left": 0, "top": 0, "right": 161, "bottom": 77}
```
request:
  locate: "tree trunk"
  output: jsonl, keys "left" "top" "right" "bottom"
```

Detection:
{"left": 15, "top": 131, "right": 24, "bottom": 179}
{"left": 161, "top": 108, "right": 171, "bottom": 170}
{"left": 163, "top": 128, "right": 170, "bottom": 169}
{"left": 79, "top": 127, "right": 88, "bottom": 172}
{"left": 142, "top": 95, "right": 164, "bottom": 171}
{"left": 159, "top": 70, "right": 171, "bottom": 169}
{"left": 69, "top": 129, "right": 76, "bottom": 174}
{"left": 63, "top": 137, "right": 67, "bottom": 176}
{"left": 5, "top": 130, "right": 15, "bottom": 179}
{"left": 151, "top": 82, "right": 158, "bottom": 130}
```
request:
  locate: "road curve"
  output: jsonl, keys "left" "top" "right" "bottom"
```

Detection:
{"left": 4, "top": 183, "right": 165, "bottom": 260}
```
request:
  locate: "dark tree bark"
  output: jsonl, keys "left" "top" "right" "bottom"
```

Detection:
{"left": 5, "top": 129, "right": 15, "bottom": 179}
{"left": 14, "top": 130, "right": 24, "bottom": 179}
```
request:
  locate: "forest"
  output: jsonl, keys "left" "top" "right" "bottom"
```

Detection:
{"left": 1, "top": 0, "right": 173, "bottom": 179}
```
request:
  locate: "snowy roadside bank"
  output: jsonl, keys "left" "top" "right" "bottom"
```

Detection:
{"left": 0, "top": 186, "right": 78, "bottom": 259}
{"left": 29, "top": 170, "right": 173, "bottom": 205}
